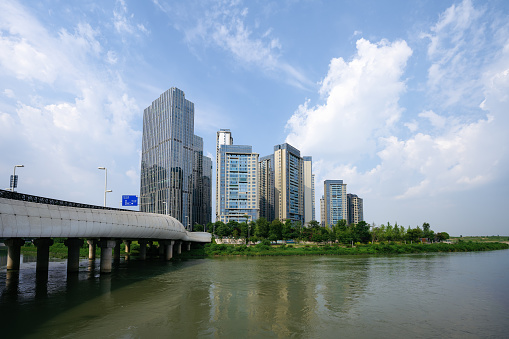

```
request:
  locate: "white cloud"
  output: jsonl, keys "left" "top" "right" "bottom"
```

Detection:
{"left": 113, "top": 0, "right": 149, "bottom": 36}
{"left": 418, "top": 110, "right": 446, "bottom": 129}
{"left": 158, "top": 0, "right": 311, "bottom": 89}
{"left": 287, "top": 1, "right": 509, "bottom": 232}
{"left": 3, "top": 89, "right": 15, "bottom": 98}
{"left": 286, "top": 38, "right": 412, "bottom": 160}
{"left": 0, "top": 0, "right": 142, "bottom": 205}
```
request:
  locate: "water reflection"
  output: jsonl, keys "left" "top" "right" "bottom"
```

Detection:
{"left": 1, "top": 251, "right": 508, "bottom": 338}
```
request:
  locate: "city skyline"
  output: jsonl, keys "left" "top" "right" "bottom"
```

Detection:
{"left": 1, "top": 0, "right": 508, "bottom": 235}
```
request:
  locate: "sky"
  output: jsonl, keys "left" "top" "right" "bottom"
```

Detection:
{"left": 1, "top": 0, "right": 508, "bottom": 236}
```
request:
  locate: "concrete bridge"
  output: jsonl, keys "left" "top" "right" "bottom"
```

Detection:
{"left": 0, "top": 189, "right": 211, "bottom": 273}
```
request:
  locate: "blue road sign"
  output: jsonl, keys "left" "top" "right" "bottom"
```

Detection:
{"left": 10, "top": 175, "right": 18, "bottom": 189}
{"left": 122, "top": 195, "right": 138, "bottom": 206}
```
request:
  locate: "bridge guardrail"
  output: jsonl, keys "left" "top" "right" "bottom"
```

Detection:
{"left": 0, "top": 189, "right": 134, "bottom": 212}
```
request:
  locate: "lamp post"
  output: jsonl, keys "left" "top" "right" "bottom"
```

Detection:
{"left": 97, "top": 167, "right": 112, "bottom": 207}
{"left": 11, "top": 165, "right": 24, "bottom": 192}
{"left": 244, "top": 214, "right": 250, "bottom": 246}
{"left": 162, "top": 201, "right": 169, "bottom": 215}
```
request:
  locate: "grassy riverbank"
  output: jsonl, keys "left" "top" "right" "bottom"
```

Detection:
{"left": 18, "top": 239, "right": 508, "bottom": 259}
{"left": 180, "top": 241, "right": 509, "bottom": 258}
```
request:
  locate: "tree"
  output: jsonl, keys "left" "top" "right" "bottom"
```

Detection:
{"left": 436, "top": 232, "right": 450, "bottom": 242}
{"left": 352, "top": 221, "right": 371, "bottom": 243}
{"left": 282, "top": 219, "right": 293, "bottom": 240}
{"left": 193, "top": 224, "right": 204, "bottom": 232}
{"left": 255, "top": 217, "right": 269, "bottom": 239}
{"left": 269, "top": 219, "right": 283, "bottom": 241}
{"left": 206, "top": 222, "right": 214, "bottom": 233}
{"left": 308, "top": 220, "right": 320, "bottom": 228}
{"left": 406, "top": 227, "right": 423, "bottom": 243}
{"left": 215, "top": 221, "right": 228, "bottom": 237}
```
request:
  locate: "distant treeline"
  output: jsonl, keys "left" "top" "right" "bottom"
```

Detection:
{"left": 181, "top": 241, "right": 509, "bottom": 258}
{"left": 195, "top": 219, "right": 449, "bottom": 244}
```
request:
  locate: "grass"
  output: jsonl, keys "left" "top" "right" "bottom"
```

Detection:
{"left": 178, "top": 241, "right": 509, "bottom": 258}
{"left": 19, "top": 239, "right": 509, "bottom": 259}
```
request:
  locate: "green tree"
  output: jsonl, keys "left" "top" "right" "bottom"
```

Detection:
{"left": 352, "top": 221, "right": 371, "bottom": 243}
{"left": 215, "top": 221, "right": 228, "bottom": 237}
{"left": 269, "top": 219, "right": 283, "bottom": 241}
{"left": 436, "top": 232, "right": 450, "bottom": 241}
{"left": 282, "top": 219, "right": 293, "bottom": 240}
{"left": 255, "top": 217, "right": 269, "bottom": 238}
{"left": 193, "top": 224, "right": 204, "bottom": 232}
{"left": 406, "top": 227, "right": 423, "bottom": 242}
{"left": 206, "top": 222, "right": 214, "bottom": 233}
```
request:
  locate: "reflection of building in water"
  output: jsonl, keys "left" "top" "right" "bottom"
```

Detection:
{"left": 204, "top": 257, "right": 371, "bottom": 337}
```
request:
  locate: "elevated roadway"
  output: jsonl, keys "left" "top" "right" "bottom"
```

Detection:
{"left": 0, "top": 189, "right": 211, "bottom": 273}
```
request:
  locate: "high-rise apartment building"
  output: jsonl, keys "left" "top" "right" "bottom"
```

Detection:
{"left": 216, "top": 130, "right": 259, "bottom": 223}
{"left": 274, "top": 143, "right": 304, "bottom": 223}
{"left": 140, "top": 87, "right": 210, "bottom": 228}
{"left": 323, "top": 180, "right": 348, "bottom": 228}
{"left": 320, "top": 196, "right": 325, "bottom": 227}
{"left": 347, "top": 193, "right": 363, "bottom": 225}
{"left": 216, "top": 129, "right": 233, "bottom": 220}
{"left": 303, "top": 156, "right": 315, "bottom": 225}
{"left": 258, "top": 154, "right": 275, "bottom": 222}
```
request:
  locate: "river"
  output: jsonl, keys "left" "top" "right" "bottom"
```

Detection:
{"left": 1, "top": 249, "right": 508, "bottom": 338}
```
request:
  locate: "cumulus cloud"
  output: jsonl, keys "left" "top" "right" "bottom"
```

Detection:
{"left": 286, "top": 38, "right": 413, "bottom": 160}
{"left": 0, "top": 0, "right": 141, "bottom": 204}
{"left": 285, "top": 0, "right": 509, "bottom": 231}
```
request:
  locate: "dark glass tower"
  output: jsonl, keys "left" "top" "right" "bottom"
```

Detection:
{"left": 140, "top": 87, "right": 195, "bottom": 226}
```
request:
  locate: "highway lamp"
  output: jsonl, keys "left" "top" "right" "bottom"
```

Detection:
{"left": 162, "top": 201, "right": 168, "bottom": 215}
{"left": 97, "top": 167, "right": 112, "bottom": 207}
{"left": 10, "top": 165, "right": 24, "bottom": 192}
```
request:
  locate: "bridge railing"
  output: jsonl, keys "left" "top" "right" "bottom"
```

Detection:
{"left": 0, "top": 189, "right": 134, "bottom": 212}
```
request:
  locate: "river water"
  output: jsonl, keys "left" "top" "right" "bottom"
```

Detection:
{"left": 1, "top": 249, "right": 508, "bottom": 338}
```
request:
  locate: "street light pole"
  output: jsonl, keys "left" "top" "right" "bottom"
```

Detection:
{"left": 98, "top": 167, "right": 112, "bottom": 207}
{"left": 11, "top": 165, "right": 24, "bottom": 192}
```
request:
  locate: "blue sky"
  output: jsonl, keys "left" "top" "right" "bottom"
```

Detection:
{"left": 1, "top": 0, "right": 508, "bottom": 236}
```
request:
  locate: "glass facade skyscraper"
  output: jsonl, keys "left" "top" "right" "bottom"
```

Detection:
{"left": 324, "top": 180, "right": 347, "bottom": 228}
{"left": 140, "top": 87, "right": 210, "bottom": 227}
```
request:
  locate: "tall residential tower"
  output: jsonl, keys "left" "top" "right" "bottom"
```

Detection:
{"left": 323, "top": 180, "right": 347, "bottom": 228}
{"left": 216, "top": 130, "right": 259, "bottom": 223}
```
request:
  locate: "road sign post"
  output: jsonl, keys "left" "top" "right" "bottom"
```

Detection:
{"left": 122, "top": 195, "right": 138, "bottom": 206}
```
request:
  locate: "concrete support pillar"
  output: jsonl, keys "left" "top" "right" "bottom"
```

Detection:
{"left": 87, "top": 239, "right": 96, "bottom": 260}
{"left": 64, "top": 238, "right": 83, "bottom": 273}
{"left": 113, "top": 240, "right": 121, "bottom": 263}
{"left": 99, "top": 239, "right": 117, "bottom": 273}
{"left": 164, "top": 240, "right": 175, "bottom": 260}
{"left": 186, "top": 242, "right": 192, "bottom": 251}
{"left": 33, "top": 238, "right": 54, "bottom": 272}
{"left": 138, "top": 240, "right": 148, "bottom": 260}
{"left": 5, "top": 238, "right": 25, "bottom": 270}
{"left": 124, "top": 240, "right": 132, "bottom": 253}
{"left": 175, "top": 241, "right": 182, "bottom": 255}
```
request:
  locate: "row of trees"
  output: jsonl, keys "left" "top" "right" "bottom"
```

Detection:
{"left": 193, "top": 218, "right": 449, "bottom": 244}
